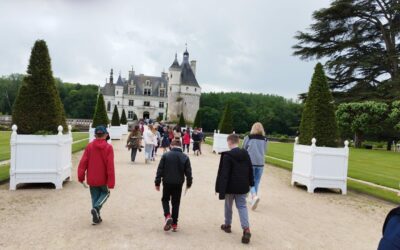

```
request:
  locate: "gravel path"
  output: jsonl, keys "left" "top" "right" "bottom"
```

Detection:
{"left": 0, "top": 136, "right": 394, "bottom": 249}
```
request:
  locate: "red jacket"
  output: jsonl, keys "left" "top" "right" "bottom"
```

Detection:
{"left": 183, "top": 133, "right": 191, "bottom": 144}
{"left": 78, "top": 139, "right": 115, "bottom": 188}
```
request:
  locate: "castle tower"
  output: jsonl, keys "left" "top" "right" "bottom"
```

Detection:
{"left": 167, "top": 48, "right": 201, "bottom": 123}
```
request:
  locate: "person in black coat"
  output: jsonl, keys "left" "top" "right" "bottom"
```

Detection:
{"left": 215, "top": 134, "right": 254, "bottom": 244}
{"left": 155, "top": 139, "right": 193, "bottom": 232}
{"left": 378, "top": 206, "right": 400, "bottom": 249}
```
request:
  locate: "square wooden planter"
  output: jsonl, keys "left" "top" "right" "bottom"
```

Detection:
{"left": 9, "top": 125, "right": 72, "bottom": 190}
{"left": 212, "top": 130, "right": 230, "bottom": 153}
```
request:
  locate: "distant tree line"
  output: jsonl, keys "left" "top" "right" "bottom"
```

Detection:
{"left": 0, "top": 74, "right": 98, "bottom": 119}
{"left": 197, "top": 92, "right": 303, "bottom": 135}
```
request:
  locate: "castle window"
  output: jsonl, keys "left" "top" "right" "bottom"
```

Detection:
{"left": 116, "top": 91, "right": 119, "bottom": 95}
{"left": 170, "top": 74, "right": 172, "bottom": 78}
{"left": 107, "top": 102, "right": 111, "bottom": 111}
{"left": 129, "top": 87, "right": 135, "bottom": 95}
{"left": 159, "top": 89, "right": 165, "bottom": 97}
{"left": 129, "top": 100, "right": 134, "bottom": 106}
{"left": 159, "top": 102, "right": 164, "bottom": 108}
{"left": 195, "top": 88, "right": 197, "bottom": 92}
{"left": 128, "top": 111, "right": 134, "bottom": 119}
{"left": 169, "top": 87, "right": 172, "bottom": 91}
{"left": 186, "top": 87, "right": 189, "bottom": 91}
{"left": 144, "top": 88, "right": 151, "bottom": 96}
{"left": 145, "top": 80, "right": 151, "bottom": 86}
{"left": 118, "top": 101, "right": 120, "bottom": 105}
{"left": 144, "top": 101, "right": 150, "bottom": 107}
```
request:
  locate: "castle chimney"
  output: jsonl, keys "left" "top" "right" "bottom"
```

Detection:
{"left": 190, "top": 60, "right": 197, "bottom": 76}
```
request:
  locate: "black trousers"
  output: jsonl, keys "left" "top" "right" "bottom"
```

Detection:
{"left": 131, "top": 148, "right": 137, "bottom": 162}
{"left": 162, "top": 184, "right": 183, "bottom": 224}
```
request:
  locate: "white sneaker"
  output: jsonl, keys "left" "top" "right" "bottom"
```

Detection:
{"left": 250, "top": 197, "right": 260, "bottom": 211}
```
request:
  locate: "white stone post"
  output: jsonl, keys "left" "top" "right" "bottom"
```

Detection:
{"left": 9, "top": 125, "right": 18, "bottom": 190}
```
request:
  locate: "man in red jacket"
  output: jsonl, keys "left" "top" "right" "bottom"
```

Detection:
{"left": 78, "top": 125, "right": 115, "bottom": 225}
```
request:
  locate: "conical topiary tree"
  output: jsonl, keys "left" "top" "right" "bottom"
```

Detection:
{"left": 91, "top": 93, "right": 109, "bottom": 128}
{"left": 111, "top": 105, "right": 121, "bottom": 126}
{"left": 299, "top": 63, "right": 338, "bottom": 147}
{"left": 218, "top": 103, "right": 234, "bottom": 134}
{"left": 120, "top": 109, "right": 127, "bottom": 125}
{"left": 193, "top": 110, "right": 202, "bottom": 128}
{"left": 178, "top": 112, "right": 186, "bottom": 127}
{"left": 12, "top": 40, "right": 67, "bottom": 134}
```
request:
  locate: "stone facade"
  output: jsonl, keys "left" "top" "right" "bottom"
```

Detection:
{"left": 101, "top": 49, "right": 201, "bottom": 123}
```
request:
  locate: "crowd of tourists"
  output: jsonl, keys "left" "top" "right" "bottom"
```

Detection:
{"left": 77, "top": 121, "right": 271, "bottom": 244}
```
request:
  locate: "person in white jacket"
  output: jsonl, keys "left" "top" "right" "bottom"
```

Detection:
{"left": 143, "top": 124, "right": 156, "bottom": 164}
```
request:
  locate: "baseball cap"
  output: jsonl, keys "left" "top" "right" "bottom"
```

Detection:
{"left": 95, "top": 125, "right": 108, "bottom": 135}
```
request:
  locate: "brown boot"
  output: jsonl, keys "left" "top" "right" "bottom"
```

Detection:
{"left": 220, "top": 224, "right": 232, "bottom": 233}
{"left": 242, "top": 228, "right": 251, "bottom": 244}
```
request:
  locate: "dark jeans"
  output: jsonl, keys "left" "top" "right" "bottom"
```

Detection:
{"left": 90, "top": 186, "right": 110, "bottom": 212}
{"left": 183, "top": 144, "right": 189, "bottom": 153}
{"left": 131, "top": 148, "right": 138, "bottom": 162}
{"left": 162, "top": 184, "right": 183, "bottom": 224}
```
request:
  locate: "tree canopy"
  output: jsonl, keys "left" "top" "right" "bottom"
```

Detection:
{"left": 218, "top": 102, "right": 234, "bottom": 134}
{"left": 299, "top": 63, "right": 338, "bottom": 147}
{"left": 293, "top": 0, "right": 400, "bottom": 102}
{"left": 120, "top": 109, "right": 127, "bottom": 125}
{"left": 111, "top": 105, "right": 120, "bottom": 126}
{"left": 12, "top": 40, "right": 67, "bottom": 134}
{"left": 92, "top": 93, "right": 109, "bottom": 128}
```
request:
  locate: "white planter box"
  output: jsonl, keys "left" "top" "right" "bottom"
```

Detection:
{"left": 212, "top": 130, "right": 230, "bottom": 153}
{"left": 291, "top": 138, "right": 349, "bottom": 194}
{"left": 9, "top": 125, "right": 72, "bottom": 190}
{"left": 89, "top": 126, "right": 95, "bottom": 142}
{"left": 121, "top": 124, "right": 128, "bottom": 135}
{"left": 109, "top": 126, "right": 123, "bottom": 140}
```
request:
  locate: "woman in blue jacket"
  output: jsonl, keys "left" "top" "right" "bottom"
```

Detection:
{"left": 242, "top": 122, "right": 268, "bottom": 211}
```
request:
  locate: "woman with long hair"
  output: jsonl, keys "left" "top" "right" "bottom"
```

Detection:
{"left": 126, "top": 125, "right": 142, "bottom": 163}
{"left": 242, "top": 122, "right": 268, "bottom": 210}
{"left": 143, "top": 124, "right": 156, "bottom": 164}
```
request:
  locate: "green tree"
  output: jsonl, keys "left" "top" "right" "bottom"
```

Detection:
{"left": 218, "top": 102, "right": 234, "bottom": 134}
{"left": 120, "top": 109, "right": 127, "bottom": 125}
{"left": 111, "top": 105, "right": 120, "bottom": 126}
{"left": 92, "top": 93, "right": 109, "bottom": 128}
{"left": 12, "top": 40, "right": 67, "bottom": 134}
{"left": 178, "top": 112, "right": 186, "bottom": 127}
{"left": 389, "top": 101, "right": 400, "bottom": 131}
{"left": 299, "top": 63, "right": 338, "bottom": 147}
{"left": 336, "top": 102, "right": 389, "bottom": 148}
{"left": 193, "top": 110, "right": 202, "bottom": 128}
{"left": 293, "top": 0, "right": 400, "bottom": 102}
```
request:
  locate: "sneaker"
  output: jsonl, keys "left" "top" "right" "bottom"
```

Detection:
{"left": 220, "top": 224, "right": 232, "bottom": 233}
{"left": 242, "top": 228, "right": 251, "bottom": 244}
{"left": 251, "top": 197, "right": 260, "bottom": 211}
{"left": 91, "top": 208, "right": 100, "bottom": 225}
{"left": 172, "top": 224, "right": 178, "bottom": 232}
{"left": 164, "top": 215, "right": 173, "bottom": 231}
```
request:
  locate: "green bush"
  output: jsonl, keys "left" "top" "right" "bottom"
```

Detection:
{"left": 12, "top": 40, "right": 67, "bottom": 134}
{"left": 92, "top": 93, "right": 109, "bottom": 128}
{"left": 299, "top": 63, "right": 338, "bottom": 147}
{"left": 111, "top": 105, "right": 120, "bottom": 126}
{"left": 178, "top": 112, "right": 186, "bottom": 127}
{"left": 120, "top": 109, "right": 127, "bottom": 125}
{"left": 193, "top": 110, "right": 202, "bottom": 128}
{"left": 218, "top": 103, "right": 234, "bottom": 134}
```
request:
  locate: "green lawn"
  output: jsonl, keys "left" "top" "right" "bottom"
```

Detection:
{"left": 0, "top": 131, "right": 88, "bottom": 162}
{"left": 267, "top": 142, "right": 400, "bottom": 190}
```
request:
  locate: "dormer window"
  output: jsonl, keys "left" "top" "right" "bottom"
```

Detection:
{"left": 186, "top": 87, "right": 189, "bottom": 91}
{"left": 159, "top": 89, "right": 165, "bottom": 97}
{"left": 129, "top": 87, "right": 136, "bottom": 95}
{"left": 145, "top": 80, "right": 151, "bottom": 86}
{"left": 144, "top": 88, "right": 151, "bottom": 96}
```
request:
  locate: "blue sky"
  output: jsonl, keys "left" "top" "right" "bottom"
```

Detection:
{"left": 0, "top": 0, "right": 331, "bottom": 99}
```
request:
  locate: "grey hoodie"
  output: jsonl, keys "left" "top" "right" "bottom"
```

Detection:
{"left": 242, "top": 134, "right": 268, "bottom": 166}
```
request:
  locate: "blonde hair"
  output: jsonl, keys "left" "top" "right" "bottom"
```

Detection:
{"left": 250, "top": 122, "right": 265, "bottom": 136}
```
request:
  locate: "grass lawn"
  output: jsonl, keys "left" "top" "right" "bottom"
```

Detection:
{"left": 0, "top": 131, "right": 89, "bottom": 162}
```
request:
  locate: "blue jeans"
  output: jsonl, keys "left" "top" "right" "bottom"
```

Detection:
{"left": 145, "top": 144, "right": 154, "bottom": 160}
{"left": 90, "top": 186, "right": 110, "bottom": 212}
{"left": 225, "top": 194, "right": 249, "bottom": 229}
{"left": 250, "top": 166, "right": 264, "bottom": 196}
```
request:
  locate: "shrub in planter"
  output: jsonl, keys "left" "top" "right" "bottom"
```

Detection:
{"left": 111, "top": 105, "right": 120, "bottom": 126}
{"left": 12, "top": 40, "right": 67, "bottom": 134}
{"left": 298, "top": 63, "right": 337, "bottom": 147}
{"left": 218, "top": 103, "right": 234, "bottom": 134}
{"left": 120, "top": 109, "right": 127, "bottom": 125}
{"left": 92, "top": 93, "right": 109, "bottom": 128}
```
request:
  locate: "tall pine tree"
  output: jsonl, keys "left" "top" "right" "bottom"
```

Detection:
{"left": 218, "top": 103, "right": 234, "bottom": 134}
{"left": 120, "top": 109, "right": 127, "bottom": 125}
{"left": 178, "top": 112, "right": 186, "bottom": 127}
{"left": 299, "top": 63, "right": 338, "bottom": 147}
{"left": 193, "top": 110, "right": 202, "bottom": 128}
{"left": 111, "top": 105, "right": 121, "bottom": 126}
{"left": 91, "top": 93, "right": 109, "bottom": 128}
{"left": 12, "top": 40, "right": 67, "bottom": 134}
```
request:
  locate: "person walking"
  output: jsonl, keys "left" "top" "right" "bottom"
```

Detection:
{"left": 152, "top": 125, "right": 160, "bottom": 161}
{"left": 192, "top": 128, "right": 201, "bottom": 156}
{"left": 161, "top": 127, "right": 170, "bottom": 153}
{"left": 174, "top": 126, "right": 182, "bottom": 139}
{"left": 168, "top": 127, "right": 174, "bottom": 144}
{"left": 242, "top": 122, "right": 268, "bottom": 210}
{"left": 155, "top": 139, "right": 193, "bottom": 232}
{"left": 126, "top": 125, "right": 142, "bottom": 163}
{"left": 143, "top": 124, "right": 155, "bottom": 164}
{"left": 183, "top": 129, "right": 191, "bottom": 154}
{"left": 215, "top": 134, "right": 254, "bottom": 244}
{"left": 77, "top": 126, "right": 115, "bottom": 225}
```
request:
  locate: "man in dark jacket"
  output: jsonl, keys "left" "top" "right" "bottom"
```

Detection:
{"left": 215, "top": 134, "right": 254, "bottom": 244}
{"left": 378, "top": 206, "right": 400, "bottom": 249}
{"left": 155, "top": 139, "right": 193, "bottom": 232}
